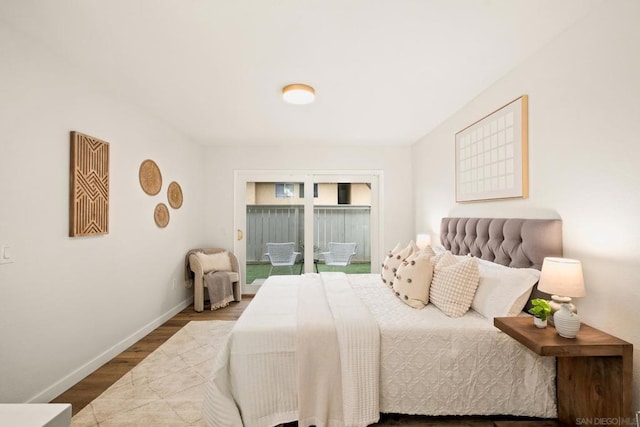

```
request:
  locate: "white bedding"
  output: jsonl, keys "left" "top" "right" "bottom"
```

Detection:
{"left": 349, "top": 274, "right": 556, "bottom": 417}
{"left": 203, "top": 273, "right": 556, "bottom": 427}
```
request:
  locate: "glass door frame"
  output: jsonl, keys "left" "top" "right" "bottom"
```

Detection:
{"left": 234, "top": 170, "right": 383, "bottom": 286}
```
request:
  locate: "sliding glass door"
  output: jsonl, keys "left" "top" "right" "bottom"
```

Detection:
{"left": 235, "top": 171, "right": 381, "bottom": 292}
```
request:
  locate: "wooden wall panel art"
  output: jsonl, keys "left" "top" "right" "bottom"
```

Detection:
{"left": 70, "top": 131, "right": 110, "bottom": 236}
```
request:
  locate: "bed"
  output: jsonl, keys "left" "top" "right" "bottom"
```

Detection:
{"left": 203, "top": 217, "right": 563, "bottom": 427}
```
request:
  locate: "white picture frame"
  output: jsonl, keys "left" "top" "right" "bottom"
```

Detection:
{"left": 455, "top": 95, "right": 529, "bottom": 203}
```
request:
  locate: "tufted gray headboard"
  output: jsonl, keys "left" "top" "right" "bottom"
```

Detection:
{"left": 440, "top": 217, "right": 563, "bottom": 270}
{"left": 440, "top": 218, "right": 563, "bottom": 308}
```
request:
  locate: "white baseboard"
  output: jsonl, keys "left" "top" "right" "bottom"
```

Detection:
{"left": 28, "top": 297, "right": 194, "bottom": 404}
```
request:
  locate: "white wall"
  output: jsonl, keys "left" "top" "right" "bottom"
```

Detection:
{"left": 413, "top": 0, "right": 640, "bottom": 411}
{"left": 0, "top": 25, "right": 206, "bottom": 402}
{"left": 202, "top": 145, "right": 414, "bottom": 264}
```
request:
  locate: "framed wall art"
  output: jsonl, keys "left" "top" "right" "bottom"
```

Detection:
{"left": 455, "top": 95, "right": 528, "bottom": 202}
{"left": 69, "top": 131, "right": 110, "bottom": 236}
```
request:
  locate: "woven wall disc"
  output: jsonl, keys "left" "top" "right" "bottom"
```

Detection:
{"left": 154, "top": 203, "right": 170, "bottom": 228}
{"left": 167, "top": 181, "right": 183, "bottom": 209}
{"left": 139, "top": 159, "right": 162, "bottom": 195}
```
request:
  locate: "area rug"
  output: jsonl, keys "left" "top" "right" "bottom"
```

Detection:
{"left": 71, "top": 319, "right": 495, "bottom": 427}
{"left": 71, "top": 320, "right": 235, "bottom": 427}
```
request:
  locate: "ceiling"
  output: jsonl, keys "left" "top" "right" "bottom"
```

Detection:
{"left": 0, "top": 0, "right": 601, "bottom": 147}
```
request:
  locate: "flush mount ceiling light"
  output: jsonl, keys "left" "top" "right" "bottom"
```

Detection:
{"left": 282, "top": 83, "right": 315, "bottom": 105}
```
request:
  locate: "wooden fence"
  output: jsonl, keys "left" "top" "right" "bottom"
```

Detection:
{"left": 246, "top": 205, "right": 371, "bottom": 262}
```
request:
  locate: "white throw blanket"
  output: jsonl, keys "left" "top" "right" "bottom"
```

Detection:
{"left": 297, "top": 273, "right": 380, "bottom": 427}
{"left": 296, "top": 274, "right": 344, "bottom": 426}
{"left": 203, "top": 273, "right": 380, "bottom": 427}
{"left": 321, "top": 273, "right": 380, "bottom": 426}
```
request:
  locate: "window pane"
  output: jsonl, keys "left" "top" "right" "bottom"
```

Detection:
{"left": 275, "top": 183, "right": 294, "bottom": 198}
{"left": 246, "top": 182, "right": 304, "bottom": 288}
{"left": 314, "top": 182, "right": 371, "bottom": 274}
{"left": 338, "top": 183, "right": 351, "bottom": 204}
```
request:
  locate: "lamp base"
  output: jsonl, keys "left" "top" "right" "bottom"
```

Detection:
{"left": 553, "top": 303, "right": 581, "bottom": 338}
{"left": 548, "top": 295, "right": 576, "bottom": 325}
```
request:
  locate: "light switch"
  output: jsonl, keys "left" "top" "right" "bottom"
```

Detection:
{"left": 0, "top": 245, "right": 14, "bottom": 264}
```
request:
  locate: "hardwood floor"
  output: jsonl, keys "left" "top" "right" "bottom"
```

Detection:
{"left": 51, "top": 297, "right": 252, "bottom": 416}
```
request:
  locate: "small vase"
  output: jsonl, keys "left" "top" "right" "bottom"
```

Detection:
{"left": 533, "top": 317, "right": 547, "bottom": 328}
{"left": 554, "top": 303, "right": 581, "bottom": 338}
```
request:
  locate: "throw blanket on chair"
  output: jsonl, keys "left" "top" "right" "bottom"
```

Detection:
{"left": 205, "top": 271, "right": 234, "bottom": 310}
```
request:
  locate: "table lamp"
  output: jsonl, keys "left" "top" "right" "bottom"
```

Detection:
{"left": 537, "top": 257, "right": 586, "bottom": 338}
{"left": 416, "top": 234, "right": 431, "bottom": 250}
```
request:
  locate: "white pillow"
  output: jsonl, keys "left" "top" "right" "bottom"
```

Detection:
{"left": 392, "top": 252, "right": 434, "bottom": 309}
{"left": 472, "top": 258, "right": 540, "bottom": 320}
{"left": 381, "top": 242, "right": 415, "bottom": 287}
{"left": 195, "top": 251, "right": 232, "bottom": 273}
{"left": 429, "top": 256, "right": 480, "bottom": 318}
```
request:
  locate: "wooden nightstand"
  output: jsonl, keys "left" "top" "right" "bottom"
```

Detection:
{"left": 494, "top": 316, "right": 633, "bottom": 427}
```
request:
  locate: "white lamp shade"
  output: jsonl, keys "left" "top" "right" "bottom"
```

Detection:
{"left": 416, "top": 233, "right": 431, "bottom": 250}
{"left": 537, "top": 257, "right": 586, "bottom": 298}
{"left": 282, "top": 84, "right": 315, "bottom": 105}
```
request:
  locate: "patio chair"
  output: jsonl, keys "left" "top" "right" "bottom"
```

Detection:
{"left": 319, "top": 242, "right": 357, "bottom": 270}
{"left": 264, "top": 242, "right": 301, "bottom": 275}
